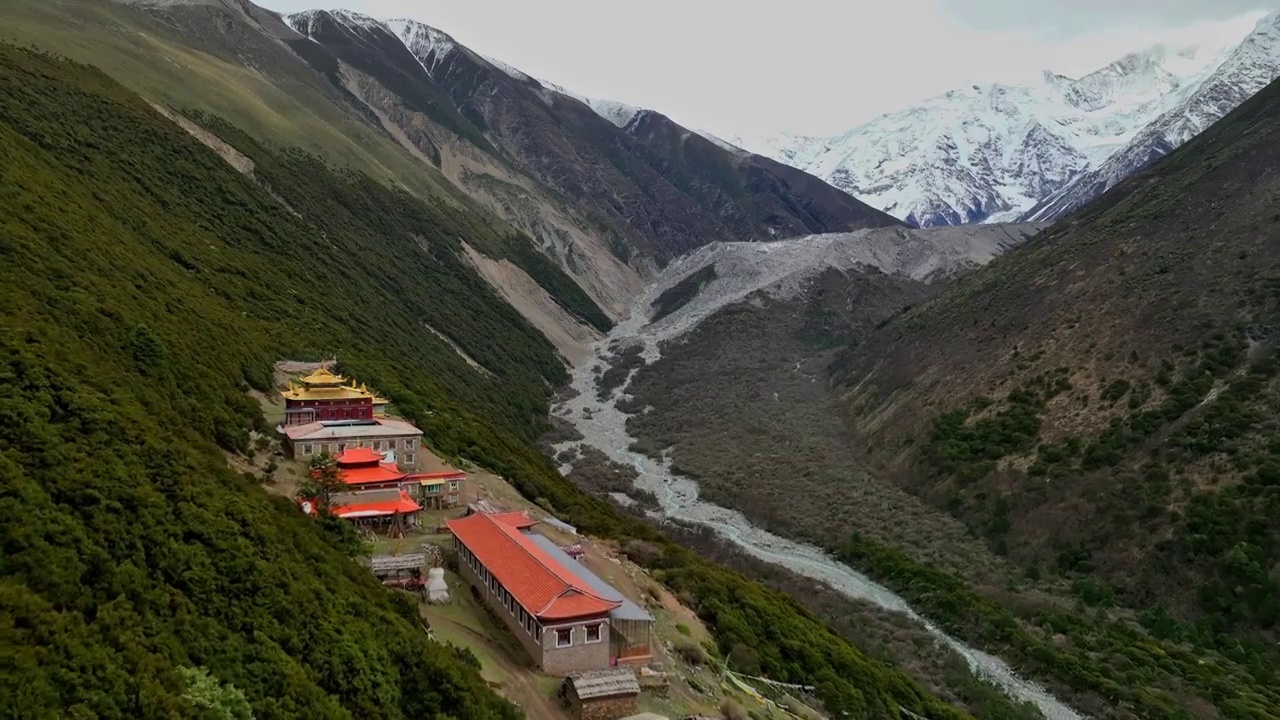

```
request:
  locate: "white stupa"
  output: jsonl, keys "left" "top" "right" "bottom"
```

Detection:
{"left": 425, "top": 567, "right": 450, "bottom": 604}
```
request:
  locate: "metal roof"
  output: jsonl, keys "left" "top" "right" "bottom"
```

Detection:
{"left": 367, "top": 554, "right": 427, "bottom": 573}
{"left": 525, "top": 533, "right": 654, "bottom": 623}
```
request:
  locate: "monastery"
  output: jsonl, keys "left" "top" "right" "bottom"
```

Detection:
{"left": 280, "top": 367, "right": 388, "bottom": 425}
{"left": 286, "top": 367, "right": 464, "bottom": 531}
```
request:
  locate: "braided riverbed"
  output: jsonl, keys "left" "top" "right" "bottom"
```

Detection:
{"left": 552, "top": 232, "right": 1084, "bottom": 720}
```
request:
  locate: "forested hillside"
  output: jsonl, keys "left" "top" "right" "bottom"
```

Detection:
{"left": 0, "top": 44, "right": 538, "bottom": 719}
{"left": 831, "top": 73, "right": 1280, "bottom": 717}
{"left": 0, "top": 45, "right": 973, "bottom": 719}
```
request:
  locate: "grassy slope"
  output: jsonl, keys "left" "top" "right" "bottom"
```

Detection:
{"left": 0, "top": 0, "right": 454, "bottom": 202}
{"left": 829, "top": 76, "right": 1280, "bottom": 717}
{"left": 0, "top": 45, "right": 972, "bottom": 720}
{"left": 0, "top": 0, "right": 612, "bottom": 334}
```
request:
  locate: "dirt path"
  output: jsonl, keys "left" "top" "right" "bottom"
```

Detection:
{"left": 428, "top": 613, "right": 568, "bottom": 720}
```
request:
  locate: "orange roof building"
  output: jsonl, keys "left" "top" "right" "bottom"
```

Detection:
{"left": 405, "top": 469, "right": 466, "bottom": 510}
{"left": 447, "top": 512, "right": 621, "bottom": 675}
{"left": 332, "top": 489, "right": 421, "bottom": 520}
{"left": 334, "top": 447, "right": 408, "bottom": 488}
{"left": 299, "top": 488, "right": 421, "bottom": 529}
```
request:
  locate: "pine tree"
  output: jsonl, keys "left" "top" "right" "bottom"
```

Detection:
{"left": 299, "top": 451, "right": 346, "bottom": 514}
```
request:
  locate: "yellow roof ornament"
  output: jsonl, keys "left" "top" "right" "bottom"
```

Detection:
{"left": 301, "top": 367, "right": 345, "bottom": 386}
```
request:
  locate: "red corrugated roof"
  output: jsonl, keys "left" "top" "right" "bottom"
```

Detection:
{"left": 485, "top": 510, "right": 538, "bottom": 530}
{"left": 340, "top": 462, "right": 407, "bottom": 486}
{"left": 333, "top": 490, "right": 420, "bottom": 519}
{"left": 447, "top": 513, "right": 619, "bottom": 621}
{"left": 336, "top": 447, "right": 384, "bottom": 465}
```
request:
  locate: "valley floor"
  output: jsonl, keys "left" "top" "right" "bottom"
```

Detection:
{"left": 548, "top": 272, "right": 1086, "bottom": 720}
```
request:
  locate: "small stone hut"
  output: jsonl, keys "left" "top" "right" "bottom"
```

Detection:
{"left": 561, "top": 668, "right": 640, "bottom": 720}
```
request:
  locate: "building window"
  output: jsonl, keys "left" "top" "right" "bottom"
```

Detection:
{"left": 534, "top": 624, "right": 541, "bottom": 644}
{"left": 404, "top": 453, "right": 415, "bottom": 465}
{"left": 448, "top": 480, "right": 461, "bottom": 492}
{"left": 301, "top": 444, "right": 313, "bottom": 455}
{"left": 338, "top": 443, "right": 347, "bottom": 453}
{"left": 373, "top": 440, "right": 382, "bottom": 451}
{"left": 426, "top": 483, "right": 442, "bottom": 494}
{"left": 555, "top": 628, "right": 573, "bottom": 648}
{"left": 406, "top": 438, "right": 417, "bottom": 450}
{"left": 585, "top": 624, "right": 602, "bottom": 644}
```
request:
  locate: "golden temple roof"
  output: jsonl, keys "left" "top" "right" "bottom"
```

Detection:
{"left": 299, "top": 367, "right": 345, "bottom": 387}
{"left": 282, "top": 367, "right": 386, "bottom": 402}
{"left": 281, "top": 385, "right": 376, "bottom": 401}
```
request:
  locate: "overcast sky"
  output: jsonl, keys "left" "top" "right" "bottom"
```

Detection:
{"left": 264, "top": 0, "right": 1274, "bottom": 138}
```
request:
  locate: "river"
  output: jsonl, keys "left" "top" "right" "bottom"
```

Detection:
{"left": 551, "top": 274, "right": 1086, "bottom": 720}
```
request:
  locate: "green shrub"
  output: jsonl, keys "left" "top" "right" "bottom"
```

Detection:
{"left": 1101, "top": 379, "right": 1131, "bottom": 402}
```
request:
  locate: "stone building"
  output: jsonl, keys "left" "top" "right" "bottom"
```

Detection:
{"left": 447, "top": 511, "right": 620, "bottom": 675}
{"left": 561, "top": 669, "right": 640, "bottom": 720}
{"left": 281, "top": 416, "right": 424, "bottom": 470}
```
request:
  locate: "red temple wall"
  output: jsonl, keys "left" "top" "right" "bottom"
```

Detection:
{"left": 285, "top": 398, "right": 374, "bottom": 422}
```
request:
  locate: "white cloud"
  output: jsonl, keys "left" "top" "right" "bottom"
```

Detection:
{"left": 263, "top": 0, "right": 1268, "bottom": 138}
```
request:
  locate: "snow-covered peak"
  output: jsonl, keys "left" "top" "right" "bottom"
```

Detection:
{"left": 285, "top": 8, "right": 655, "bottom": 134}
{"left": 284, "top": 8, "right": 384, "bottom": 37}
{"left": 534, "top": 78, "right": 647, "bottom": 129}
{"left": 330, "top": 8, "right": 382, "bottom": 30}
{"left": 482, "top": 54, "right": 533, "bottom": 83}
{"left": 586, "top": 98, "right": 644, "bottom": 129}
{"left": 385, "top": 17, "right": 457, "bottom": 76}
{"left": 1044, "top": 41, "right": 1229, "bottom": 113}
{"left": 281, "top": 9, "right": 321, "bottom": 36}
{"left": 1232, "top": 11, "right": 1280, "bottom": 62}
{"left": 536, "top": 78, "right": 586, "bottom": 103}
{"left": 737, "top": 16, "right": 1270, "bottom": 227}
{"left": 694, "top": 130, "right": 751, "bottom": 158}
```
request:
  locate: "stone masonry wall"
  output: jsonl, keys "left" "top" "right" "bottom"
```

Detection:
{"left": 541, "top": 622, "right": 611, "bottom": 675}
{"left": 571, "top": 694, "right": 638, "bottom": 720}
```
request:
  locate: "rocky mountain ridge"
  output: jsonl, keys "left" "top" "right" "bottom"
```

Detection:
{"left": 370, "top": 14, "right": 902, "bottom": 256}
{"left": 23, "top": 0, "right": 901, "bottom": 346}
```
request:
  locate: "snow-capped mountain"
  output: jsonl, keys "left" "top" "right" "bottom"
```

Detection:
{"left": 1026, "top": 13, "right": 1280, "bottom": 221}
{"left": 734, "top": 13, "right": 1280, "bottom": 227}
{"left": 532, "top": 79, "right": 645, "bottom": 130}
{"left": 386, "top": 16, "right": 650, "bottom": 132}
